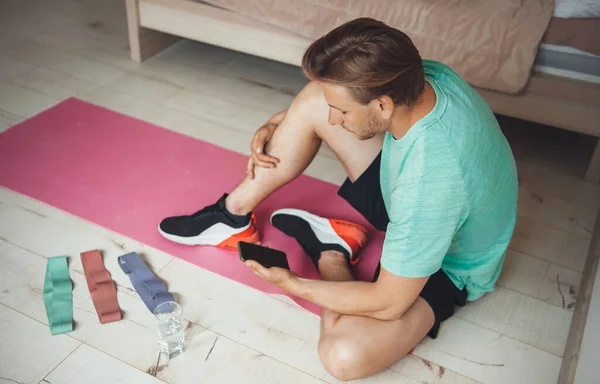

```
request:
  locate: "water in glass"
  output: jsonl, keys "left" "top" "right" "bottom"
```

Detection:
{"left": 154, "top": 301, "right": 185, "bottom": 358}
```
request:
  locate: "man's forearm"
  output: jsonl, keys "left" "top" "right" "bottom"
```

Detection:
{"left": 284, "top": 277, "right": 399, "bottom": 319}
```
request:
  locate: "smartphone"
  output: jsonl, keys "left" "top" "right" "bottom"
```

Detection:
{"left": 238, "top": 241, "right": 290, "bottom": 270}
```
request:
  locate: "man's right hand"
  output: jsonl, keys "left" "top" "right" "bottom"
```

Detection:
{"left": 247, "top": 110, "right": 287, "bottom": 179}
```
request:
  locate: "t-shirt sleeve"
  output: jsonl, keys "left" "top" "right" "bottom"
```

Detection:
{"left": 380, "top": 133, "right": 469, "bottom": 278}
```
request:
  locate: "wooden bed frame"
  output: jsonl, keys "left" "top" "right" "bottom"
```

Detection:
{"left": 125, "top": 0, "right": 600, "bottom": 184}
{"left": 124, "top": 1, "right": 600, "bottom": 382}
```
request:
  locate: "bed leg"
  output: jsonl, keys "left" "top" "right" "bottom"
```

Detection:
{"left": 584, "top": 138, "right": 600, "bottom": 184}
{"left": 125, "top": 0, "right": 181, "bottom": 62}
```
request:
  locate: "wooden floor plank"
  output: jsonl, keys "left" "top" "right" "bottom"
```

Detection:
{"left": 12, "top": 67, "right": 99, "bottom": 100}
{"left": 5, "top": 40, "right": 80, "bottom": 68}
{"left": 43, "top": 344, "right": 166, "bottom": 384}
{"left": 45, "top": 55, "right": 126, "bottom": 87}
{"left": 0, "top": 304, "right": 81, "bottom": 384}
{"left": 213, "top": 46, "right": 307, "bottom": 96}
{"left": 516, "top": 160, "right": 600, "bottom": 210}
{"left": 510, "top": 216, "right": 589, "bottom": 272}
{"left": 517, "top": 187, "right": 596, "bottom": 238}
{"left": 0, "top": 80, "right": 60, "bottom": 119}
{"left": 573, "top": 226, "right": 600, "bottom": 384}
{"left": 103, "top": 72, "right": 183, "bottom": 104}
{"left": 0, "top": 56, "right": 35, "bottom": 82}
{"left": 455, "top": 286, "right": 572, "bottom": 356}
{"left": 390, "top": 355, "right": 480, "bottom": 384}
{"left": 498, "top": 250, "right": 581, "bottom": 310}
{"left": 414, "top": 317, "right": 562, "bottom": 384}
{"left": 154, "top": 324, "right": 326, "bottom": 384}
{"left": 163, "top": 88, "right": 273, "bottom": 136}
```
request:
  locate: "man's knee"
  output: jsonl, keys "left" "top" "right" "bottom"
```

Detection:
{"left": 318, "top": 337, "right": 369, "bottom": 382}
{"left": 288, "top": 81, "right": 329, "bottom": 123}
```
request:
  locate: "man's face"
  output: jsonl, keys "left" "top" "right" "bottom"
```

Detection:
{"left": 322, "top": 83, "right": 390, "bottom": 140}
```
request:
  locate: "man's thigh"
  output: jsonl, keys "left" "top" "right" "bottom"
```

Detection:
{"left": 337, "top": 151, "right": 390, "bottom": 231}
{"left": 321, "top": 128, "right": 384, "bottom": 184}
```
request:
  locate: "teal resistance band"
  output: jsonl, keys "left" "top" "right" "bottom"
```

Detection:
{"left": 43, "top": 256, "right": 73, "bottom": 335}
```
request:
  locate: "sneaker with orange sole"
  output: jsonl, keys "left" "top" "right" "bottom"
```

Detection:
{"left": 270, "top": 208, "right": 367, "bottom": 268}
{"left": 158, "top": 193, "right": 260, "bottom": 251}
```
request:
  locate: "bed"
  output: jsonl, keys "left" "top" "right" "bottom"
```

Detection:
{"left": 123, "top": 0, "right": 600, "bottom": 188}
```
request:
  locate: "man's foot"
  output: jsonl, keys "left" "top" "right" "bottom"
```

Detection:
{"left": 270, "top": 209, "right": 367, "bottom": 268}
{"left": 158, "top": 193, "right": 260, "bottom": 250}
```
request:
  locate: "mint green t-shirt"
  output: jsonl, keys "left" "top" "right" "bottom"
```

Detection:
{"left": 379, "top": 60, "right": 518, "bottom": 301}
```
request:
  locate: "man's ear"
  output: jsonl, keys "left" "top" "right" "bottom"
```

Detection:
{"left": 375, "top": 95, "right": 395, "bottom": 119}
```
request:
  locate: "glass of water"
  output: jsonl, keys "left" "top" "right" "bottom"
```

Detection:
{"left": 154, "top": 301, "right": 185, "bottom": 358}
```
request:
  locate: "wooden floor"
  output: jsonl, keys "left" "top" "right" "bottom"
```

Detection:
{"left": 1, "top": 0, "right": 600, "bottom": 383}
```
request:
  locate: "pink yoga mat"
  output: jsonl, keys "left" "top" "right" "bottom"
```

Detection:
{"left": 0, "top": 98, "right": 384, "bottom": 315}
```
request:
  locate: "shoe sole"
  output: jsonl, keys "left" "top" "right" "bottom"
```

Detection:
{"left": 157, "top": 217, "right": 260, "bottom": 250}
{"left": 270, "top": 209, "right": 367, "bottom": 263}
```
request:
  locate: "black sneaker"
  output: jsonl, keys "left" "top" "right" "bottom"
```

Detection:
{"left": 270, "top": 208, "right": 367, "bottom": 268}
{"left": 158, "top": 194, "right": 260, "bottom": 250}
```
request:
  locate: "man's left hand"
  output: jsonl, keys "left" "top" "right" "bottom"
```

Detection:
{"left": 245, "top": 260, "right": 297, "bottom": 289}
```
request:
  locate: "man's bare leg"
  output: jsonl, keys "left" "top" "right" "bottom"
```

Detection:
{"left": 224, "top": 81, "right": 384, "bottom": 216}
{"left": 219, "top": 82, "right": 424, "bottom": 380}
{"left": 316, "top": 251, "right": 435, "bottom": 381}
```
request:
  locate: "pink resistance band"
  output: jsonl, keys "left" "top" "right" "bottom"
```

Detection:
{"left": 80, "top": 250, "right": 122, "bottom": 323}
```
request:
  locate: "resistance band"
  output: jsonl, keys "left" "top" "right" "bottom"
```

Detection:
{"left": 118, "top": 252, "right": 174, "bottom": 313}
{"left": 43, "top": 256, "right": 73, "bottom": 335}
{"left": 80, "top": 250, "right": 122, "bottom": 323}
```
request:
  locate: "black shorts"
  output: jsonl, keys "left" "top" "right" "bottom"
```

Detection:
{"left": 337, "top": 152, "right": 467, "bottom": 339}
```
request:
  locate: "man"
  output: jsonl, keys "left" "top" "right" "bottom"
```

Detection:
{"left": 159, "top": 17, "right": 518, "bottom": 381}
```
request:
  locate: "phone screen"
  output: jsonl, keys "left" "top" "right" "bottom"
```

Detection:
{"left": 238, "top": 241, "right": 290, "bottom": 270}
